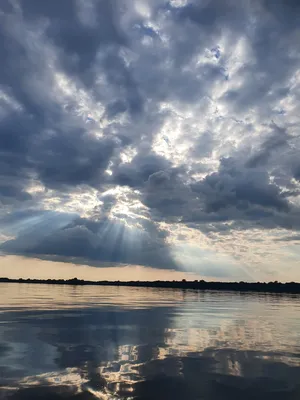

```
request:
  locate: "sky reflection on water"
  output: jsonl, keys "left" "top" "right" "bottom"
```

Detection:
{"left": 0, "top": 284, "right": 300, "bottom": 399}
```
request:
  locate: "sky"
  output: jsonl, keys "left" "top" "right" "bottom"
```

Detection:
{"left": 0, "top": 0, "right": 300, "bottom": 282}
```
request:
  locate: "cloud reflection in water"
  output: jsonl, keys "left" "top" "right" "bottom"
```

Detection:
{"left": 0, "top": 284, "right": 300, "bottom": 399}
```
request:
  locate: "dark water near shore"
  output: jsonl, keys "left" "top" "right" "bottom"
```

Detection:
{"left": 0, "top": 284, "right": 300, "bottom": 399}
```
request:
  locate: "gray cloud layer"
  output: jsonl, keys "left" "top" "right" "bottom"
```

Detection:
{"left": 0, "top": 0, "right": 300, "bottom": 279}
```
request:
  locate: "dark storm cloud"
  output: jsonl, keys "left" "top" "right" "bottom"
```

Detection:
{"left": 35, "top": 131, "right": 116, "bottom": 189}
{"left": 0, "top": 0, "right": 144, "bottom": 196}
{"left": 0, "top": 38, "right": 114, "bottom": 198}
{"left": 0, "top": 210, "right": 77, "bottom": 244}
{"left": 143, "top": 169, "right": 190, "bottom": 220}
{"left": 139, "top": 156, "right": 299, "bottom": 233}
{"left": 0, "top": 183, "right": 32, "bottom": 205}
{"left": 0, "top": 211, "right": 178, "bottom": 270}
{"left": 20, "top": 0, "right": 127, "bottom": 86}
{"left": 193, "top": 157, "right": 290, "bottom": 213}
{"left": 173, "top": 0, "right": 247, "bottom": 32}
{"left": 217, "top": 1, "right": 300, "bottom": 118}
{"left": 113, "top": 151, "right": 172, "bottom": 188}
{"left": 0, "top": 106, "right": 116, "bottom": 194}
{"left": 246, "top": 123, "right": 292, "bottom": 168}
{"left": 0, "top": 0, "right": 300, "bottom": 271}
{"left": 294, "top": 165, "right": 300, "bottom": 181}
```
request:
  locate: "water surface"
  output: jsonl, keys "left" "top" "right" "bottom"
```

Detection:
{"left": 0, "top": 283, "right": 300, "bottom": 399}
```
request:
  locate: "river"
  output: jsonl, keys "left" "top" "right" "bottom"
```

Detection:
{"left": 0, "top": 283, "right": 300, "bottom": 399}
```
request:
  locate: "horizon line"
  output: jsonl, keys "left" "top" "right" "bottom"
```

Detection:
{"left": 1, "top": 277, "right": 299, "bottom": 294}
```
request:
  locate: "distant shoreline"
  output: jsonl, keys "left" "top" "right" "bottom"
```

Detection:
{"left": 0, "top": 277, "right": 299, "bottom": 294}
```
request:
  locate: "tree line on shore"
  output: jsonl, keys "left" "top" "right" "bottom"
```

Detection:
{"left": 0, "top": 277, "right": 299, "bottom": 294}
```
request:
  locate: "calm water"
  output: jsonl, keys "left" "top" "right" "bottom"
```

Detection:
{"left": 0, "top": 284, "right": 300, "bottom": 399}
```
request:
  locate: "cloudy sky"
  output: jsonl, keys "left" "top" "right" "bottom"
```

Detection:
{"left": 0, "top": 0, "right": 300, "bottom": 282}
